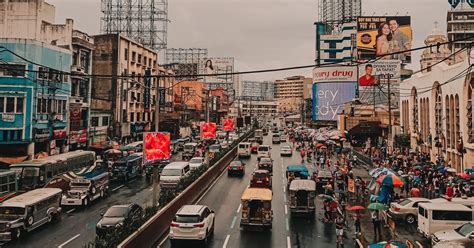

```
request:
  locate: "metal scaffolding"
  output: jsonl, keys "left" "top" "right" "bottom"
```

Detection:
{"left": 101, "top": 0, "right": 168, "bottom": 51}
{"left": 164, "top": 48, "right": 209, "bottom": 80}
{"left": 318, "top": 0, "right": 361, "bottom": 31}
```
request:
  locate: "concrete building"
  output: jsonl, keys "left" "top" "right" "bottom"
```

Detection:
{"left": 235, "top": 100, "right": 278, "bottom": 116}
{"left": 314, "top": 22, "right": 356, "bottom": 64}
{"left": 91, "top": 33, "right": 159, "bottom": 146}
{"left": 274, "top": 76, "right": 312, "bottom": 113}
{"left": 400, "top": 45, "right": 474, "bottom": 172}
{"left": 0, "top": 39, "right": 71, "bottom": 161}
{"left": 172, "top": 80, "right": 205, "bottom": 122}
{"left": 447, "top": 2, "right": 474, "bottom": 51}
{"left": 240, "top": 81, "right": 274, "bottom": 100}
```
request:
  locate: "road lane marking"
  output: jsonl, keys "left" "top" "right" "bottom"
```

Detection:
{"left": 285, "top": 217, "right": 289, "bottom": 231}
{"left": 223, "top": 234, "right": 231, "bottom": 248}
{"left": 66, "top": 208, "right": 75, "bottom": 214}
{"left": 286, "top": 236, "right": 291, "bottom": 248}
{"left": 128, "top": 178, "right": 137, "bottom": 184}
{"left": 230, "top": 215, "right": 237, "bottom": 229}
{"left": 283, "top": 194, "right": 287, "bottom": 202}
{"left": 197, "top": 162, "right": 228, "bottom": 203}
{"left": 285, "top": 205, "right": 288, "bottom": 215}
{"left": 283, "top": 185, "right": 286, "bottom": 193}
{"left": 157, "top": 235, "right": 169, "bottom": 247}
{"left": 112, "top": 185, "right": 125, "bottom": 192}
{"left": 58, "top": 234, "right": 80, "bottom": 248}
{"left": 237, "top": 204, "right": 242, "bottom": 213}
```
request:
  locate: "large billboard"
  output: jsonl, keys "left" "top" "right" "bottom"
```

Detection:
{"left": 357, "top": 16, "right": 412, "bottom": 63}
{"left": 312, "top": 66, "right": 358, "bottom": 121}
{"left": 144, "top": 132, "right": 171, "bottom": 162}
{"left": 358, "top": 60, "right": 401, "bottom": 107}
{"left": 199, "top": 57, "right": 234, "bottom": 85}
{"left": 201, "top": 122, "right": 217, "bottom": 139}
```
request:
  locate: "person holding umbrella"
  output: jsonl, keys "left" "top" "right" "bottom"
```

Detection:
{"left": 371, "top": 209, "right": 381, "bottom": 240}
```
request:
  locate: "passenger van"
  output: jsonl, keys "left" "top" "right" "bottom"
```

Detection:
{"left": 417, "top": 202, "right": 474, "bottom": 238}
{"left": 160, "top": 162, "right": 190, "bottom": 189}
{"left": 0, "top": 188, "right": 62, "bottom": 241}
{"left": 257, "top": 145, "right": 271, "bottom": 161}
{"left": 272, "top": 133, "right": 281, "bottom": 144}
{"left": 238, "top": 142, "right": 251, "bottom": 158}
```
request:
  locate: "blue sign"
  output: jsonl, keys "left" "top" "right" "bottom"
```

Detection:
{"left": 312, "top": 82, "right": 357, "bottom": 121}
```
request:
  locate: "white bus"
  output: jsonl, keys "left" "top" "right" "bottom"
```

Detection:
{"left": 418, "top": 202, "right": 474, "bottom": 238}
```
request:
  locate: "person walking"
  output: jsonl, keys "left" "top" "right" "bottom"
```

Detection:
{"left": 354, "top": 213, "right": 362, "bottom": 235}
{"left": 335, "top": 213, "right": 345, "bottom": 248}
{"left": 371, "top": 210, "right": 381, "bottom": 240}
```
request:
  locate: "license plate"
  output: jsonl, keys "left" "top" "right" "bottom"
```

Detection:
{"left": 69, "top": 201, "right": 74, "bottom": 203}
{"left": 233, "top": 168, "right": 239, "bottom": 170}
{"left": 257, "top": 180, "right": 262, "bottom": 183}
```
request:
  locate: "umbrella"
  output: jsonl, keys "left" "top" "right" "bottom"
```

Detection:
{"left": 368, "top": 241, "right": 407, "bottom": 248}
{"left": 396, "top": 155, "right": 404, "bottom": 159}
{"left": 318, "top": 194, "right": 335, "bottom": 201}
{"left": 316, "top": 143, "right": 324, "bottom": 149}
{"left": 377, "top": 174, "right": 404, "bottom": 187}
{"left": 320, "top": 145, "right": 328, "bottom": 149}
{"left": 347, "top": 205, "right": 365, "bottom": 211}
{"left": 325, "top": 140, "right": 336, "bottom": 145}
{"left": 330, "top": 136, "right": 340, "bottom": 140}
{"left": 340, "top": 137, "right": 347, "bottom": 141}
{"left": 458, "top": 173, "right": 470, "bottom": 179}
{"left": 447, "top": 168, "right": 457, "bottom": 173}
{"left": 367, "top": 202, "right": 386, "bottom": 211}
{"left": 413, "top": 165, "right": 422, "bottom": 170}
{"left": 465, "top": 168, "right": 474, "bottom": 173}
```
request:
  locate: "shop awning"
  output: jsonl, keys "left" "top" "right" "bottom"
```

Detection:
{"left": 349, "top": 121, "right": 385, "bottom": 136}
{"left": 0, "top": 156, "right": 28, "bottom": 165}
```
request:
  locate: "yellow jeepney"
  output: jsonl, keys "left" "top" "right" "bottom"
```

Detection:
{"left": 240, "top": 188, "right": 273, "bottom": 230}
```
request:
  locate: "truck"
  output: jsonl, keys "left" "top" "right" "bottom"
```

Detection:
{"left": 255, "top": 129, "right": 264, "bottom": 144}
{"left": 60, "top": 171, "right": 109, "bottom": 207}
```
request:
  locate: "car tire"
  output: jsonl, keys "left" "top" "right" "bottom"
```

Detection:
{"left": 83, "top": 197, "right": 89, "bottom": 207}
{"left": 202, "top": 230, "right": 209, "bottom": 246}
{"left": 210, "top": 219, "right": 215, "bottom": 236}
{"left": 406, "top": 214, "right": 416, "bottom": 224}
{"left": 11, "top": 228, "right": 22, "bottom": 240}
{"left": 47, "top": 213, "right": 53, "bottom": 223}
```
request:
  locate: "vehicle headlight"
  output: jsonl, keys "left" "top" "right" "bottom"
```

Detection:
{"left": 242, "top": 212, "right": 248, "bottom": 219}
{"left": 96, "top": 223, "right": 102, "bottom": 228}
{"left": 6, "top": 223, "right": 11, "bottom": 228}
{"left": 62, "top": 195, "right": 66, "bottom": 199}
{"left": 116, "top": 223, "right": 123, "bottom": 228}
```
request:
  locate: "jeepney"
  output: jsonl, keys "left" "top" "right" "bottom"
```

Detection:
{"left": 240, "top": 188, "right": 273, "bottom": 230}
{"left": 286, "top": 165, "right": 310, "bottom": 188}
{"left": 289, "top": 179, "right": 316, "bottom": 217}
{"left": 254, "top": 129, "right": 264, "bottom": 144}
{"left": 182, "top": 142, "right": 198, "bottom": 161}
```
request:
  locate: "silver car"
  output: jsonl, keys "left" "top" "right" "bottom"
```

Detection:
{"left": 432, "top": 222, "right": 474, "bottom": 246}
{"left": 189, "top": 157, "right": 205, "bottom": 170}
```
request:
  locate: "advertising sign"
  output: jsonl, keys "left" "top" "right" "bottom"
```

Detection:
{"left": 201, "top": 122, "right": 217, "bottom": 139}
{"left": 144, "top": 69, "right": 151, "bottom": 112}
{"left": 144, "top": 132, "right": 171, "bottom": 161}
{"left": 223, "top": 118, "right": 235, "bottom": 132}
{"left": 357, "top": 16, "right": 412, "bottom": 63}
{"left": 199, "top": 57, "right": 234, "bottom": 84}
{"left": 1, "top": 114, "right": 14, "bottom": 122}
{"left": 348, "top": 179, "right": 355, "bottom": 193}
{"left": 312, "top": 66, "right": 358, "bottom": 121}
{"left": 358, "top": 60, "right": 401, "bottom": 86}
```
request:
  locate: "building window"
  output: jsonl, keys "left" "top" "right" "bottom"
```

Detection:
{"left": 467, "top": 82, "right": 474, "bottom": 142}
{"left": 130, "top": 112, "right": 135, "bottom": 122}
{"left": 102, "top": 116, "right": 109, "bottom": 126}
{"left": 80, "top": 51, "right": 90, "bottom": 72}
{"left": 132, "top": 51, "right": 136, "bottom": 62}
{"left": 329, "top": 52, "right": 337, "bottom": 59}
{"left": 123, "top": 109, "right": 127, "bottom": 122}
{"left": 16, "top": 97, "right": 23, "bottom": 113}
{"left": 446, "top": 95, "right": 450, "bottom": 148}
{"left": 143, "top": 56, "right": 147, "bottom": 66}
{"left": 0, "top": 64, "right": 25, "bottom": 77}
{"left": 136, "top": 112, "right": 140, "bottom": 122}
{"left": 91, "top": 117, "right": 99, "bottom": 127}
{"left": 434, "top": 84, "right": 443, "bottom": 137}
{"left": 124, "top": 48, "right": 128, "bottom": 61}
{"left": 412, "top": 88, "right": 418, "bottom": 133}
{"left": 6, "top": 97, "right": 15, "bottom": 113}
{"left": 329, "top": 42, "right": 337, "bottom": 49}
{"left": 0, "top": 97, "right": 3, "bottom": 112}
{"left": 137, "top": 92, "right": 141, "bottom": 102}
{"left": 138, "top": 54, "right": 142, "bottom": 64}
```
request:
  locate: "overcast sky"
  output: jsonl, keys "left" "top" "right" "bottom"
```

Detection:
{"left": 48, "top": 0, "right": 450, "bottom": 81}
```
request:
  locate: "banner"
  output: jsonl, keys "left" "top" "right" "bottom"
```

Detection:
{"left": 144, "top": 69, "right": 151, "bottom": 112}
{"left": 357, "top": 16, "right": 412, "bottom": 63}
{"left": 201, "top": 122, "right": 217, "bottom": 139}
{"left": 223, "top": 118, "right": 235, "bottom": 132}
{"left": 199, "top": 57, "right": 234, "bottom": 84}
{"left": 312, "top": 66, "right": 357, "bottom": 121}
{"left": 358, "top": 60, "right": 401, "bottom": 87}
{"left": 348, "top": 179, "right": 355, "bottom": 193}
{"left": 144, "top": 132, "right": 171, "bottom": 161}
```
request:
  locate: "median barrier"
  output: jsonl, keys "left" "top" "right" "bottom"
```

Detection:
{"left": 118, "top": 131, "right": 253, "bottom": 248}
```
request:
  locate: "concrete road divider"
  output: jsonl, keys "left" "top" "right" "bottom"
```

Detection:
{"left": 118, "top": 132, "right": 251, "bottom": 248}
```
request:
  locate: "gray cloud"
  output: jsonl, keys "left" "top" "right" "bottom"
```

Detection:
{"left": 48, "top": 0, "right": 449, "bottom": 81}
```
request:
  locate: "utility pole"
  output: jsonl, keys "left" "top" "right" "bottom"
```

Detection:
{"left": 152, "top": 72, "right": 161, "bottom": 208}
{"left": 387, "top": 73, "right": 392, "bottom": 147}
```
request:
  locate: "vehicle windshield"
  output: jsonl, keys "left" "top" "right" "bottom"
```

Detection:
{"left": 239, "top": 144, "right": 248, "bottom": 148}
{"left": 258, "top": 147, "right": 269, "bottom": 152}
{"left": 0, "top": 207, "right": 25, "bottom": 216}
{"left": 175, "top": 215, "right": 200, "bottom": 223}
{"left": 254, "top": 173, "right": 268, "bottom": 178}
{"left": 209, "top": 145, "right": 220, "bottom": 151}
{"left": 15, "top": 167, "right": 40, "bottom": 190}
{"left": 161, "top": 169, "right": 182, "bottom": 176}
{"left": 190, "top": 158, "right": 202, "bottom": 164}
{"left": 230, "top": 161, "right": 242, "bottom": 167}
{"left": 456, "top": 223, "right": 474, "bottom": 236}
{"left": 104, "top": 206, "right": 129, "bottom": 218}
{"left": 261, "top": 158, "right": 272, "bottom": 163}
{"left": 71, "top": 182, "right": 90, "bottom": 188}
{"left": 398, "top": 199, "right": 412, "bottom": 206}
{"left": 114, "top": 161, "right": 127, "bottom": 168}
{"left": 281, "top": 146, "right": 291, "bottom": 150}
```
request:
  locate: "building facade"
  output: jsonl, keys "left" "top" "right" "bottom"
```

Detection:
{"left": 447, "top": 2, "right": 474, "bottom": 51}
{"left": 240, "top": 81, "right": 274, "bottom": 100}
{"left": 315, "top": 22, "right": 356, "bottom": 64}
{"left": 274, "top": 76, "right": 312, "bottom": 113}
{"left": 400, "top": 50, "right": 474, "bottom": 172}
{"left": 91, "top": 33, "right": 159, "bottom": 146}
{"left": 0, "top": 39, "right": 71, "bottom": 161}
{"left": 236, "top": 100, "right": 278, "bottom": 116}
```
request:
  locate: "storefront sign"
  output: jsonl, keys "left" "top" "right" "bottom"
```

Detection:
{"left": 70, "top": 129, "right": 88, "bottom": 144}
{"left": 70, "top": 108, "right": 82, "bottom": 121}
{"left": 54, "top": 114, "right": 64, "bottom": 121}
{"left": 1, "top": 114, "right": 15, "bottom": 122}
{"left": 131, "top": 123, "right": 146, "bottom": 134}
{"left": 34, "top": 128, "right": 50, "bottom": 141}
{"left": 53, "top": 129, "right": 67, "bottom": 139}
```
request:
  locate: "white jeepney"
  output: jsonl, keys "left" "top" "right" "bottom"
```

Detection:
{"left": 61, "top": 171, "right": 109, "bottom": 207}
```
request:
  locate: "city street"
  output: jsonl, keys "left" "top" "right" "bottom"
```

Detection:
{"left": 160, "top": 134, "right": 357, "bottom": 248}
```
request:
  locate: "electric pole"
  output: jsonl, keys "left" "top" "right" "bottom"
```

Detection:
{"left": 152, "top": 72, "right": 161, "bottom": 207}
{"left": 387, "top": 73, "right": 392, "bottom": 148}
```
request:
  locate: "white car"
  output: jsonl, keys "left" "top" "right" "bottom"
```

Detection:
{"left": 221, "top": 141, "right": 230, "bottom": 149}
{"left": 280, "top": 134, "right": 287, "bottom": 142}
{"left": 257, "top": 145, "right": 271, "bottom": 160}
{"left": 388, "top": 197, "right": 430, "bottom": 224}
{"left": 189, "top": 157, "right": 205, "bottom": 170}
{"left": 280, "top": 145, "right": 293, "bottom": 156}
{"left": 432, "top": 222, "right": 474, "bottom": 246}
{"left": 170, "top": 205, "right": 215, "bottom": 246}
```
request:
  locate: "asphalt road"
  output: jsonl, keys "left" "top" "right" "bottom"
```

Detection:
{"left": 160, "top": 134, "right": 358, "bottom": 248}
{"left": 6, "top": 152, "right": 184, "bottom": 248}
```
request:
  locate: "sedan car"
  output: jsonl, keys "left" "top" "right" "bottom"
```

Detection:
{"left": 96, "top": 203, "right": 143, "bottom": 237}
{"left": 431, "top": 222, "right": 474, "bottom": 246}
{"left": 280, "top": 145, "right": 293, "bottom": 156}
{"left": 227, "top": 160, "right": 245, "bottom": 177}
{"left": 388, "top": 197, "right": 430, "bottom": 224}
{"left": 250, "top": 170, "right": 272, "bottom": 189}
{"left": 189, "top": 157, "right": 206, "bottom": 170}
{"left": 169, "top": 205, "right": 215, "bottom": 246}
{"left": 257, "top": 157, "right": 273, "bottom": 174}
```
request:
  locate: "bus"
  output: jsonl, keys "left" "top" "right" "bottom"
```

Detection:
{"left": 10, "top": 150, "right": 96, "bottom": 191}
{"left": 0, "top": 170, "right": 17, "bottom": 202}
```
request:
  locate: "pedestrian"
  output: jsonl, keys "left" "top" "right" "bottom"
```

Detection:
{"left": 354, "top": 213, "right": 361, "bottom": 235}
{"left": 371, "top": 210, "right": 381, "bottom": 239}
{"left": 335, "top": 213, "right": 345, "bottom": 248}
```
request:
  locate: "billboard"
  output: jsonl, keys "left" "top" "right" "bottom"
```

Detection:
{"left": 144, "top": 132, "right": 171, "bottom": 161}
{"left": 358, "top": 60, "right": 401, "bottom": 106}
{"left": 201, "top": 122, "right": 217, "bottom": 139}
{"left": 312, "top": 66, "right": 358, "bottom": 121}
{"left": 357, "top": 16, "right": 412, "bottom": 63}
{"left": 199, "top": 57, "right": 234, "bottom": 84}
{"left": 223, "top": 118, "right": 235, "bottom": 132}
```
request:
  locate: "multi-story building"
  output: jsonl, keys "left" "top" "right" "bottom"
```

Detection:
{"left": 314, "top": 22, "right": 356, "bottom": 64}
{"left": 240, "top": 81, "right": 274, "bottom": 101}
{"left": 274, "top": 76, "right": 312, "bottom": 113}
{"left": 447, "top": 1, "right": 474, "bottom": 51}
{"left": 235, "top": 100, "right": 278, "bottom": 116}
{"left": 400, "top": 27, "right": 474, "bottom": 172}
{"left": 69, "top": 30, "right": 93, "bottom": 151}
{"left": 91, "top": 33, "right": 159, "bottom": 145}
{"left": 172, "top": 80, "right": 205, "bottom": 122}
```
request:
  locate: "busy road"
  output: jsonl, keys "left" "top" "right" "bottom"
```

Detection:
{"left": 160, "top": 130, "right": 353, "bottom": 248}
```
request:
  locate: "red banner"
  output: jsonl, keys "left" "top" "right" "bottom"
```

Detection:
{"left": 201, "top": 122, "right": 217, "bottom": 139}
{"left": 223, "top": 118, "right": 235, "bottom": 132}
{"left": 144, "top": 132, "right": 171, "bottom": 161}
